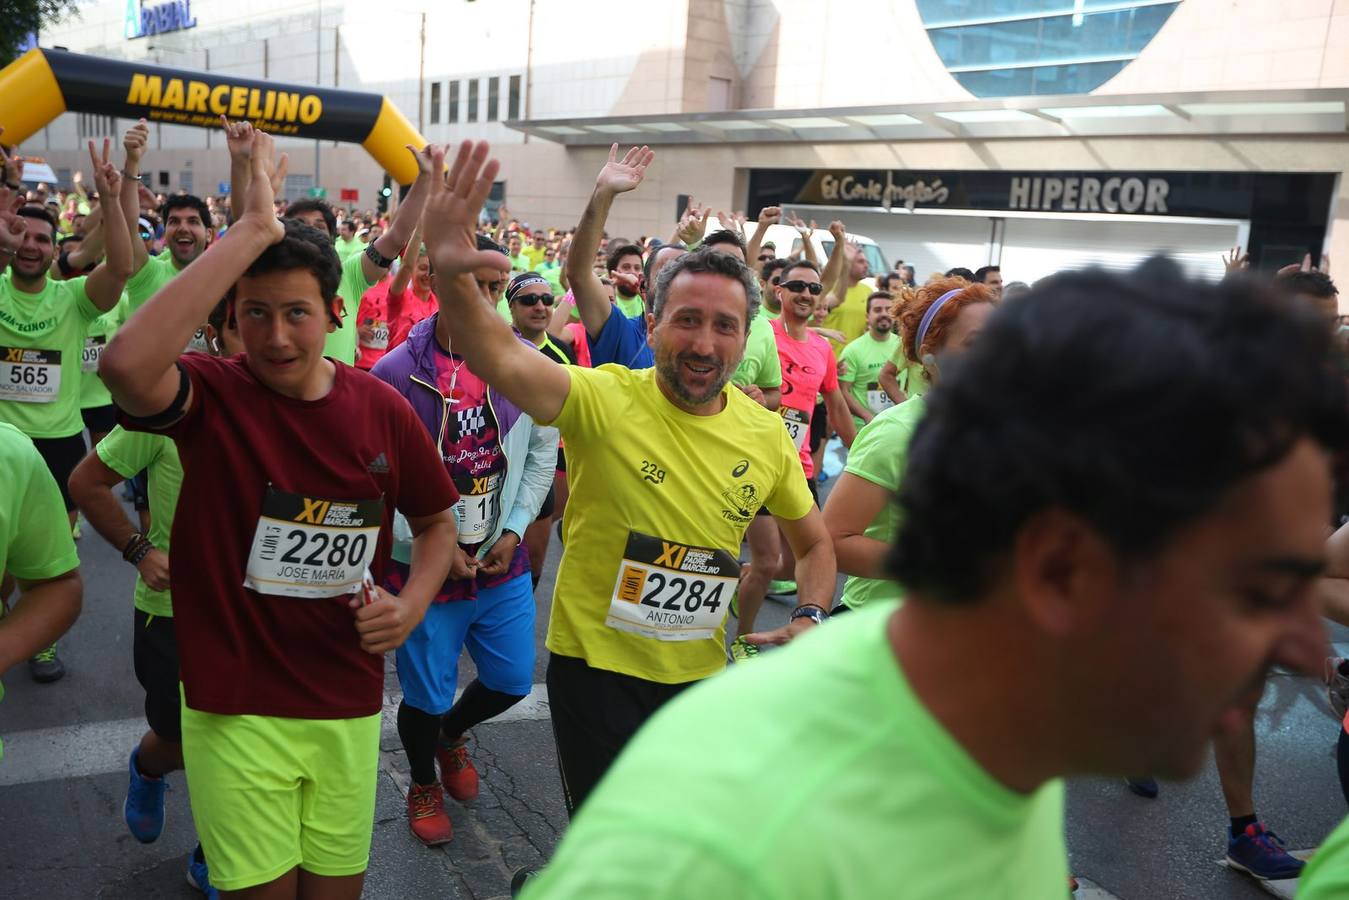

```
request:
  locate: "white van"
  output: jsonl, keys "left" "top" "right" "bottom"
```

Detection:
{"left": 703, "top": 218, "right": 890, "bottom": 277}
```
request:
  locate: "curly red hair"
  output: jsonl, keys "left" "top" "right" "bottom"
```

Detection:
{"left": 898, "top": 276, "right": 997, "bottom": 365}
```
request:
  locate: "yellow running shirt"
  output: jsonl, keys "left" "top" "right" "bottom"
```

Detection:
{"left": 543, "top": 365, "right": 814, "bottom": 683}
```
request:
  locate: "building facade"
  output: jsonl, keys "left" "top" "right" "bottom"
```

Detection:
{"left": 20, "top": 0, "right": 1349, "bottom": 285}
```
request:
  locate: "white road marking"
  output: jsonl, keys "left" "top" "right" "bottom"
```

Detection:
{"left": 0, "top": 683, "right": 550, "bottom": 788}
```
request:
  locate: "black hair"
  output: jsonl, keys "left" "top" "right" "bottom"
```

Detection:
{"left": 208, "top": 296, "right": 234, "bottom": 333}
{"left": 606, "top": 242, "right": 644, "bottom": 273}
{"left": 58, "top": 234, "right": 82, "bottom": 249}
{"left": 891, "top": 257, "right": 1349, "bottom": 604}
{"left": 945, "top": 267, "right": 975, "bottom": 281}
{"left": 652, "top": 246, "right": 760, "bottom": 332}
{"left": 235, "top": 220, "right": 343, "bottom": 327}
{"left": 779, "top": 257, "right": 821, "bottom": 282}
{"left": 1278, "top": 270, "right": 1338, "bottom": 300}
{"left": 17, "top": 204, "right": 58, "bottom": 236}
{"left": 702, "top": 229, "right": 747, "bottom": 256}
{"left": 643, "top": 242, "right": 686, "bottom": 288}
{"left": 762, "top": 256, "right": 791, "bottom": 284}
{"left": 974, "top": 265, "right": 1001, "bottom": 283}
{"left": 161, "top": 194, "right": 211, "bottom": 229}
{"left": 284, "top": 199, "right": 338, "bottom": 238}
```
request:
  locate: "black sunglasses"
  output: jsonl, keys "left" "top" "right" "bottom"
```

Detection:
{"left": 779, "top": 279, "right": 823, "bottom": 296}
{"left": 514, "top": 293, "right": 555, "bottom": 307}
{"left": 757, "top": 254, "right": 774, "bottom": 262}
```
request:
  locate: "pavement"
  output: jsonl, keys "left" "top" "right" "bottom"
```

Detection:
{"left": 3, "top": 459, "right": 1349, "bottom": 899}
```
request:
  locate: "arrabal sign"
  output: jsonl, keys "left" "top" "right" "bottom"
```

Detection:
{"left": 125, "top": 0, "right": 198, "bottom": 40}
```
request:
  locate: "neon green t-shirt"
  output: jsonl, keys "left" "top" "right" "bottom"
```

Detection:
{"left": 615, "top": 293, "right": 645, "bottom": 319}
{"left": 533, "top": 261, "right": 564, "bottom": 293}
{"left": 96, "top": 426, "right": 182, "bottom": 617}
{"left": 510, "top": 253, "right": 533, "bottom": 275}
{"left": 324, "top": 252, "right": 377, "bottom": 366}
{"left": 80, "top": 296, "right": 128, "bottom": 411}
{"left": 0, "top": 421, "right": 81, "bottom": 756}
{"left": 334, "top": 235, "right": 363, "bottom": 260}
{"left": 495, "top": 296, "right": 513, "bottom": 323}
{"left": 840, "top": 396, "right": 925, "bottom": 610}
{"left": 541, "top": 365, "right": 813, "bottom": 684}
{"left": 0, "top": 274, "right": 101, "bottom": 439}
{"left": 822, "top": 279, "right": 873, "bottom": 354}
{"left": 124, "top": 253, "right": 181, "bottom": 315}
{"left": 1299, "top": 813, "right": 1349, "bottom": 898}
{"left": 838, "top": 330, "right": 901, "bottom": 428}
{"left": 524, "top": 601, "right": 1068, "bottom": 899}
{"left": 732, "top": 312, "right": 782, "bottom": 391}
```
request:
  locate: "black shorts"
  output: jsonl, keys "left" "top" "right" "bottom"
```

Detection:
{"left": 81, "top": 404, "right": 118, "bottom": 436}
{"left": 546, "top": 653, "right": 694, "bottom": 816}
{"left": 133, "top": 609, "right": 182, "bottom": 742}
{"left": 555, "top": 446, "right": 567, "bottom": 474}
{"left": 755, "top": 475, "right": 819, "bottom": 516}
{"left": 31, "top": 433, "right": 87, "bottom": 512}
{"left": 536, "top": 484, "right": 556, "bottom": 521}
{"left": 809, "top": 401, "right": 828, "bottom": 453}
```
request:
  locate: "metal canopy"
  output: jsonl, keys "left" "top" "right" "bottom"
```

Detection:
{"left": 506, "top": 88, "right": 1349, "bottom": 146}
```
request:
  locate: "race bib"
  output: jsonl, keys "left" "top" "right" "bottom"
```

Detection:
{"left": 866, "top": 382, "right": 895, "bottom": 414}
{"left": 82, "top": 335, "right": 107, "bottom": 374}
{"left": 360, "top": 321, "right": 390, "bottom": 351}
{"left": 781, "top": 406, "right": 810, "bottom": 452}
{"left": 452, "top": 471, "right": 503, "bottom": 545}
{"left": 607, "top": 531, "right": 739, "bottom": 641}
{"left": 0, "top": 347, "right": 60, "bottom": 403}
{"left": 243, "top": 487, "right": 384, "bottom": 598}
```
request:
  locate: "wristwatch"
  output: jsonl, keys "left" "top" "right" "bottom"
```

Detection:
{"left": 790, "top": 604, "right": 829, "bottom": 626}
{"left": 365, "top": 242, "right": 395, "bottom": 268}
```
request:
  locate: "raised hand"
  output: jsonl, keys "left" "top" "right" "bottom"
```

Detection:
{"left": 675, "top": 200, "right": 709, "bottom": 245}
{"left": 89, "top": 139, "right": 123, "bottom": 200}
{"left": 595, "top": 143, "right": 654, "bottom": 197}
{"left": 222, "top": 115, "right": 254, "bottom": 161}
{"left": 757, "top": 205, "right": 782, "bottom": 228}
{"left": 1222, "top": 246, "right": 1249, "bottom": 272}
{"left": 0, "top": 209, "right": 25, "bottom": 256}
{"left": 122, "top": 118, "right": 149, "bottom": 167}
{"left": 422, "top": 140, "right": 508, "bottom": 279}
{"left": 828, "top": 220, "right": 846, "bottom": 243}
{"left": 239, "top": 130, "right": 286, "bottom": 245}
{"left": 408, "top": 143, "right": 441, "bottom": 178}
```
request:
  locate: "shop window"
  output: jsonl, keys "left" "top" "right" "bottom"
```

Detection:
{"left": 430, "top": 82, "right": 441, "bottom": 125}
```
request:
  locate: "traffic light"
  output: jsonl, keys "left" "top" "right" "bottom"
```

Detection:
{"left": 378, "top": 174, "right": 393, "bottom": 214}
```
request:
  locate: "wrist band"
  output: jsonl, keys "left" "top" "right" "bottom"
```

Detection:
{"left": 121, "top": 533, "right": 144, "bottom": 559}
{"left": 127, "top": 540, "right": 155, "bottom": 567}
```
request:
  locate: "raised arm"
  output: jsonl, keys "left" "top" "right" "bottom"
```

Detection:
{"left": 63, "top": 203, "right": 104, "bottom": 272}
{"left": 564, "top": 144, "right": 655, "bottom": 338}
{"left": 820, "top": 220, "right": 849, "bottom": 312}
{"left": 363, "top": 145, "right": 437, "bottom": 283}
{"left": 671, "top": 197, "right": 709, "bottom": 248}
{"left": 83, "top": 140, "right": 134, "bottom": 311}
{"left": 746, "top": 206, "right": 780, "bottom": 265}
{"left": 424, "top": 141, "right": 571, "bottom": 424}
{"left": 120, "top": 119, "right": 151, "bottom": 273}
{"left": 69, "top": 448, "right": 170, "bottom": 592}
{"left": 102, "top": 125, "right": 287, "bottom": 418}
{"left": 787, "top": 213, "right": 819, "bottom": 267}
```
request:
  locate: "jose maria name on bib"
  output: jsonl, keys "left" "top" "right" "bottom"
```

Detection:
{"left": 245, "top": 486, "right": 384, "bottom": 598}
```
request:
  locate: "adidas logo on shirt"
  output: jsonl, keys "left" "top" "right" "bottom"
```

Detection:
{"left": 367, "top": 452, "right": 390, "bottom": 474}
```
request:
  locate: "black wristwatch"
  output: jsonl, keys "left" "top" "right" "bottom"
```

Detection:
{"left": 364, "top": 242, "right": 395, "bottom": 268}
{"left": 790, "top": 604, "right": 829, "bottom": 626}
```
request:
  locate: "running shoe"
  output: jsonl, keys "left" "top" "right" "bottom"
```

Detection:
{"left": 511, "top": 865, "right": 541, "bottom": 897}
{"left": 1226, "top": 823, "right": 1305, "bottom": 880}
{"left": 1326, "top": 656, "right": 1349, "bottom": 720}
{"left": 436, "top": 736, "right": 480, "bottom": 802}
{"left": 186, "top": 843, "right": 219, "bottom": 898}
{"left": 729, "top": 636, "right": 760, "bottom": 663}
{"left": 28, "top": 644, "right": 65, "bottom": 683}
{"left": 406, "top": 783, "right": 453, "bottom": 846}
{"left": 124, "top": 747, "right": 167, "bottom": 843}
{"left": 767, "top": 579, "right": 797, "bottom": 596}
{"left": 1124, "top": 777, "right": 1158, "bottom": 799}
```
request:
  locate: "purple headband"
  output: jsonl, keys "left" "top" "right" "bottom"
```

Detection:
{"left": 914, "top": 288, "right": 964, "bottom": 359}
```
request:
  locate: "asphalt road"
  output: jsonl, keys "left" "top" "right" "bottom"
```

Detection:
{"left": 2, "top": 463, "right": 1348, "bottom": 899}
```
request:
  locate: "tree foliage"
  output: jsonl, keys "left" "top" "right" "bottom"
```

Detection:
{"left": 0, "top": 0, "right": 79, "bottom": 67}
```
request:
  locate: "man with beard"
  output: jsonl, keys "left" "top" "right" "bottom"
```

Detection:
{"left": 0, "top": 142, "right": 133, "bottom": 682}
{"left": 837, "top": 291, "right": 902, "bottom": 429}
{"left": 118, "top": 121, "right": 211, "bottom": 317}
{"left": 419, "top": 140, "right": 836, "bottom": 818}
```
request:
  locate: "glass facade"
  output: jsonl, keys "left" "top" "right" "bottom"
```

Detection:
{"left": 918, "top": 0, "right": 1181, "bottom": 97}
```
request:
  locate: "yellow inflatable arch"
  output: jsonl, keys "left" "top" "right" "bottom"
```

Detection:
{"left": 0, "top": 47, "right": 427, "bottom": 185}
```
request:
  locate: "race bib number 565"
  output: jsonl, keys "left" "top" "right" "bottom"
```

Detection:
{"left": 0, "top": 347, "right": 60, "bottom": 403}
{"left": 244, "top": 487, "right": 384, "bottom": 598}
{"left": 607, "top": 531, "right": 740, "bottom": 641}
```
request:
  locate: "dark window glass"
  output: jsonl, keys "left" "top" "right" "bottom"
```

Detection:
{"left": 487, "top": 76, "right": 499, "bottom": 122}
{"left": 508, "top": 74, "right": 521, "bottom": 120}
{"left": 468, "top": 79, "right": 479, "bottom": 123}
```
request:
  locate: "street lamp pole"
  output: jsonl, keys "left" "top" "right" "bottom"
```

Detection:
{"left": 313, "top": 0, "right": 322, "bottom": 195}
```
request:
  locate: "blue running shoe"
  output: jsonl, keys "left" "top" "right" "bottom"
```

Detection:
{"left": 1226, "top": 823, "right": 1305, "bottom": 881}
{"left": 124, "top": 747, "right": 167, "bottom": 843}
{"left": 186, "top": 843, "right": 220, "bottom": 898}
{"left": 1124, "top": 777, "right": 1158, "bottom": 799}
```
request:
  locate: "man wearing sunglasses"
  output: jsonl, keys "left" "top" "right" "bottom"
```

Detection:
{"left": 735, "top": 259, "right": 857, "bottom": 637}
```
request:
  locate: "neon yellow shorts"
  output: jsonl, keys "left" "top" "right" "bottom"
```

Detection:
{"left": 180, "top": 700, "right": 381, "bottom": 892}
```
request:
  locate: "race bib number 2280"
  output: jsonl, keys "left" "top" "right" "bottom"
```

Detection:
{"left": 244, "top": 487, "right": 384, "bottom": 598}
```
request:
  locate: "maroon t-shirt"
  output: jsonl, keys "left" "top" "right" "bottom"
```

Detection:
{"left": 126, "top": 354, "right": 458, "bottom": 719}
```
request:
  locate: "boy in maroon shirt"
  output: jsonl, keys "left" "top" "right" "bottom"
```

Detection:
{"left": 100, "top": 123, "right": 459, "bottom": 899}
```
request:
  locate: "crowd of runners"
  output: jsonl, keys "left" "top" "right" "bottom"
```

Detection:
{"left": 5, "top": 117, "right": 1349, "bottom": 899}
